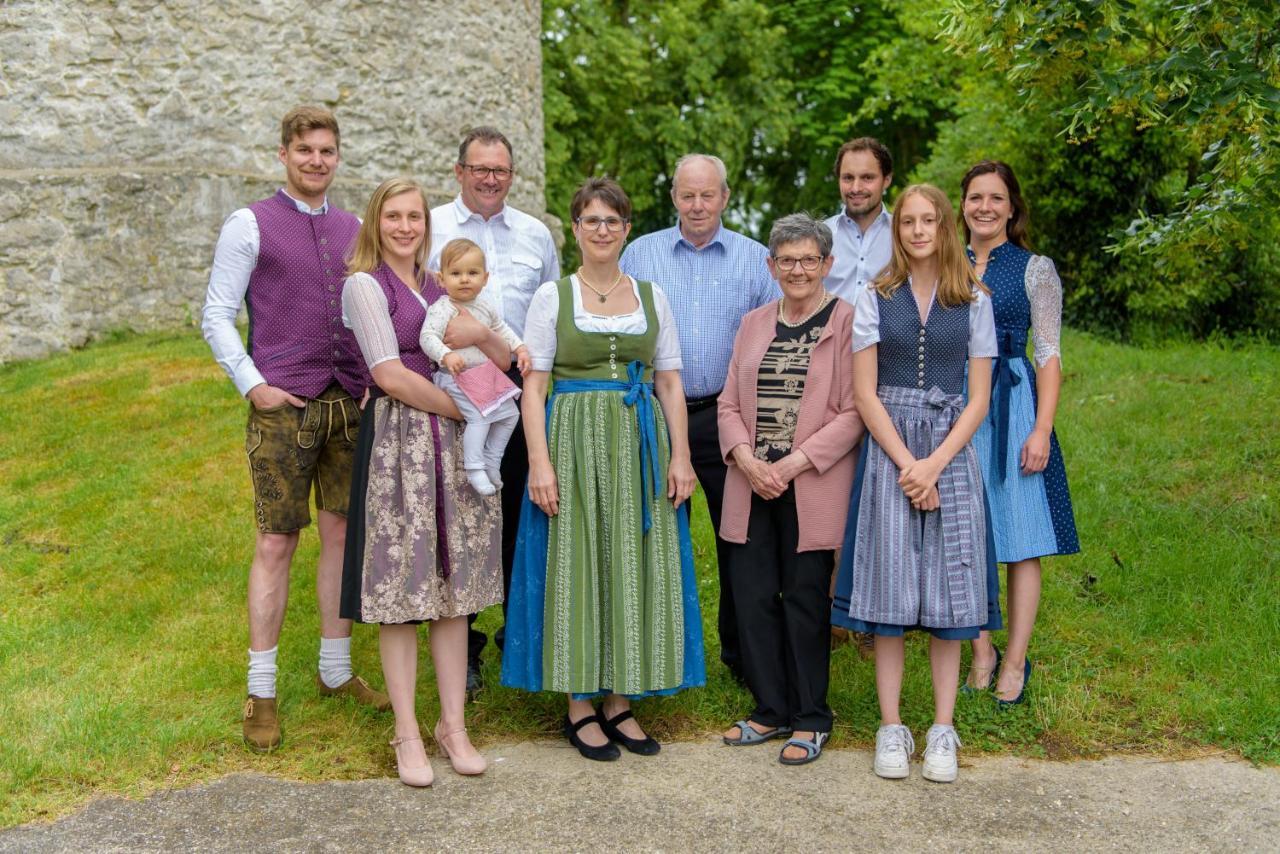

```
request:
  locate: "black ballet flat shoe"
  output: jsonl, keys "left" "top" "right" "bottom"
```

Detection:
{"left": 598, "top": 706, "right": 661, "bottom": 756}
{"left": 996, "top": 657, "right": 1033, "bottom": 709}
{"left": 563, "top": 714, "right": 621, "bottom": 762}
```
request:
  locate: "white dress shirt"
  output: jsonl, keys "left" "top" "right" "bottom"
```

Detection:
{"left": 201, "top": 191, "right": 329, "bottom": 396}
{"left": 824, "top": 204, "right": 893, "bottom": 305}
{"left": 426, "top": 196, "right": 561, "bottom": 339}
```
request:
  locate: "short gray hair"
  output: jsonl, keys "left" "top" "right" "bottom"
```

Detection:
{"left": 768, "top": 213, "right": 833, "bottom": 257}
{"left": 672, "top": 153, "right": 729, "bottom": 194}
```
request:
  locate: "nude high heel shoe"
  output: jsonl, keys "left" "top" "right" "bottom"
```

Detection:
{"left": 389, "top": 735, "right": 434, "bottom": 787}
{"left": 434, "top": 722, "right": 488, "bottom": 775}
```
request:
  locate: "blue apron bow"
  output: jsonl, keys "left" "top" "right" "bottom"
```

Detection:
{"left": 551, "top": 359, "right": 663, "bottom": 533}
{"left": 925, "top": 388, "right": 977, "bottom": 621}
{"left": 992, "top": 329, "right": 1026, "bottom": 483}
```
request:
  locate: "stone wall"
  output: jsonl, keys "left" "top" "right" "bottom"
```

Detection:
{"left": 0, "top": 0, "right": 547, "bottom": 362}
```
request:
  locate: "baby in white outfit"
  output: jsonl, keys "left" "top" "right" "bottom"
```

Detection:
{"left": 421, "top": 238, "right": 530, "bottom": 495}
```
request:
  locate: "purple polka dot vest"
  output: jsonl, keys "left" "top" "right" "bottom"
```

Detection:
{"left": 369, "top": 262, "right": 442, "bottom": 380}
{"left": 245, "top": 190, "right": 366, "bottom": 398}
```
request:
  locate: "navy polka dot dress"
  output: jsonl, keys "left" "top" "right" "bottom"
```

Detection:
{"left": 969, "top": 242, "right": 1080, "bottom": 561}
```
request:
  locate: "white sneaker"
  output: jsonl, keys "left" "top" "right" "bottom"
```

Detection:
{"left": 873, "top": 724, "right": 914, "bottom": 779}
{"left": 922, "top": 724, "right": 961, "bottom": 783}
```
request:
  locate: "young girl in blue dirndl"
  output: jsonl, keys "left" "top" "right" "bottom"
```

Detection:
{"left": 832, "top": 184, "right": 1001, "bottom": 784}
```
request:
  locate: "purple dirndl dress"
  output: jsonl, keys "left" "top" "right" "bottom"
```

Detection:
{"left": 339, "top": 264, "right": 502, "bottom": 624}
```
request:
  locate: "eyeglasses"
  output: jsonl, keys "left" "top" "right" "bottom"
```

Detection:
{"left": 575, "top": 215, "right": 629, "bottom": 232}
{"left": 460, "top": 164, "right": 514, "bottom": 180}
{"left": 772, "top": 254, "right": 825, "bottom": 271}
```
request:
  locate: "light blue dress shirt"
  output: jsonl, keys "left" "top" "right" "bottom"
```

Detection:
{"left": 620, "top": 223, "right": 778, "bottom": 399}
{"left": 824, "top": 205, "right": 893, "bottom": 305}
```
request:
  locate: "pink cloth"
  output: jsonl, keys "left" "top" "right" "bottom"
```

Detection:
{"left": 717, "top": 298, "right": 863, "bottom": 551}
{"left": 455, "top": 359, "right": 520, "bottom": 416}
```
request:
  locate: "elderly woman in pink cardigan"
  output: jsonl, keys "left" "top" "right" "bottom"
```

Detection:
{"left": 716, "top": 213, "right": 863, "bottom": 765}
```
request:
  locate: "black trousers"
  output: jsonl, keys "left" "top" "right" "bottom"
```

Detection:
{"left": 686, "top": 399, "right": 741, "bottom": 675}
{"left": 468, "top": 367, "right": 528, "bottom": 663}
{"left": 729, "top": 488, "right": 834, "bottom": 732}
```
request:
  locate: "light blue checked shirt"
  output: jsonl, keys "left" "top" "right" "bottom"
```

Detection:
{"left": 620, "top": 223, "right": 778, "bottom": 399}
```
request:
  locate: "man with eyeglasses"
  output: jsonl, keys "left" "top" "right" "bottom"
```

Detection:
{"left": 824, "top": 137, "right": 894, "bottom": 304}
{"left": 619, "top": 153, "right": 778, "bottom": 685}
{"left": 428, "top": 126, "right": 561, "bottom": 696}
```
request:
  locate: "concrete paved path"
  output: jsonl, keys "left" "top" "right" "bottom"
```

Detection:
{"left": 3, "top": 739, "right": 1277, "bottom": 852}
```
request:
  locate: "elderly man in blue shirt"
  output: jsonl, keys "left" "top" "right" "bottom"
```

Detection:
{"left": 620, "top": 153, "right": 778, "bottom": 683}
{"left": 824, "top": 137, "right": 894, "bottom": 304}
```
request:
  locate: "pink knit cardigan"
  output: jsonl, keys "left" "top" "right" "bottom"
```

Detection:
{"left": 717, "top": 297, "right": 862, "bottom": 551}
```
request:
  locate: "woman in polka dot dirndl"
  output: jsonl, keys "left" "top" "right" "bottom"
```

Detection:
{"left": 959, "top": 161, "right": 1080, "bottom": 708}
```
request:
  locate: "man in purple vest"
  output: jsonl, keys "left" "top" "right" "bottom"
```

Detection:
{"left": 202, "top": 106, "right": 389, "bottom": 752}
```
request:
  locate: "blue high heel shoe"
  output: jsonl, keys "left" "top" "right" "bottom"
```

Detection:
{"left": 996, "top": 656, "right": 1033, "bottom": 709}
{"left": 962, "top": 646, "right": 1001, "bottom": 694}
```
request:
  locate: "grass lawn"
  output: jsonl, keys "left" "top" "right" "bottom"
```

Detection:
{"left": 1, "top": 327, "right": 1277, "bottom": 826}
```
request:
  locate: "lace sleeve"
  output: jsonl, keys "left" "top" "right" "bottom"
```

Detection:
{"left": 1026, "top": 255, "right": 1063, "bottom": 368}
{"left": 341, "top": 273, "right": 401, "bottom": 368}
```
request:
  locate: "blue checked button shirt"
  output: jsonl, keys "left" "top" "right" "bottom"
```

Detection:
{"left": 620, "top": 223, "right": 779, "bottom": 399}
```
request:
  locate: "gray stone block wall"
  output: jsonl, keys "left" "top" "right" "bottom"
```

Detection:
{"left": 0, "top": 0, "right": 548, "bottom": 363}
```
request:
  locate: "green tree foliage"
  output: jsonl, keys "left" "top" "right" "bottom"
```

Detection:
{"left": 541, "top": 0, "right": 792, "bottom": 260}
{"left": 738, "top": 0, "right": 902, "bottom": 221}
{"left": 937, "top": 0, "right": 1280, "bottom": 337}
{"left": 542, "top": 0, "right": 1279, "bottom": 337}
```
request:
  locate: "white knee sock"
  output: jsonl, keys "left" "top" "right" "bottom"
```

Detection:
{"left": 247, "top": 646, "right": 278, "bottom": 698}
{"left": 318, "top": 636, "right": 353, "bottom": 689}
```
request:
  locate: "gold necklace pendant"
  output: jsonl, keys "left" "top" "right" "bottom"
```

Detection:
{"left": 578, "top": 268, "right": 624, "bottom": 303}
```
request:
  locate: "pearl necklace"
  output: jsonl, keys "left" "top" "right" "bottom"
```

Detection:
{"left": 777, "top": 291, "right": 832, "bottom": 328}
{"left": 577, "top": 268, "right": 625, "bottom": 303}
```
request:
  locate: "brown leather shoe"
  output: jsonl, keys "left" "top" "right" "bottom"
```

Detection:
{"left": 855, "top": 631, "right": 876, "bottom": 660}
{"left": 830, "top": 628, "right": 877, "bottom": 659}
{"left": 243, "top": 695, "right": 282, "bottom": 752}
{"left": 316, "top": 673, "right": 391, "bottom": 711}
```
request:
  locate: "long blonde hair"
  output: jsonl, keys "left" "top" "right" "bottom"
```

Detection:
{"left": 346, "top": 178, "right": 432, "bottom": 276}
{"left": 873, "top": 183, "right": 987, "bottom": 308}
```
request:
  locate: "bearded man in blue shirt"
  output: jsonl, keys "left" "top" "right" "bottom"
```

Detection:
{"left": 620, "top": 153, "right": 779, "bottom": 683}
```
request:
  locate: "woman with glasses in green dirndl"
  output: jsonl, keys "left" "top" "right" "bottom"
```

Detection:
{"left": 501, "top": 178, "right": 706, "bottom": 761}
